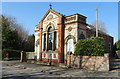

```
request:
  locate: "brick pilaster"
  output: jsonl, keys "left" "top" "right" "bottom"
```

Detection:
{"left": 58, "top": 16, "right": 65, "bottom": 63}
{"left": 39, "top": 23, "right": 43, "bottom": 61}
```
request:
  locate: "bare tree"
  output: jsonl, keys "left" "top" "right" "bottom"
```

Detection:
{"left": 92, "top": 20, "right": 107, "bottom": 33}
{"left": 1, "top": 15, "right": 28, "bottom": 39}
{"left": 1, "top": 15, "right": 29, "bottom": 50}
{"left": 6, "top": 15, "right": 29, "bottom": 41}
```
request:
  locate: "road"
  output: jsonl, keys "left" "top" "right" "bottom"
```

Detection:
{"left": 1, "top": 60, "right": 120, "bottom": 79}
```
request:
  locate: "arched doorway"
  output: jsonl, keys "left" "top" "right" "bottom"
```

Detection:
{"left": 64, "top": 35, "right": 76, "bottom": 63}
{"left": 67, "top": 38, "right": 74, "bottom": 53}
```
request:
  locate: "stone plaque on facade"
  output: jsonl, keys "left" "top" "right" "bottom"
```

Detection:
{"left": 68, "top": 27, "right": 72, "bottom": 32}
{"left": 47, "top": 14, "right": 53, "bottom": 20}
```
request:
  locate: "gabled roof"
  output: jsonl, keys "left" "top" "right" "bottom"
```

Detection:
{"left": 86, "top": 24, "right": 112, "bottom": 37}
{"left": 40, "top": 9, "right": 62, "bottom": 23}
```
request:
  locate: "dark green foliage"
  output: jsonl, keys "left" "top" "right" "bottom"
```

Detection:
{"left": 2, "top": 15, "right": 20, "bottom": 50}
{"left": 74, "top": 37, "right": 106, "bottom": 56}
{"left": 2, "top": 49, "right": 21, "bottom": 60}
{"left": 2, "top": 29, "right": 19, "bottom": 50}
{"left": 116, "top": 40, "right": 120, "bottom": 50}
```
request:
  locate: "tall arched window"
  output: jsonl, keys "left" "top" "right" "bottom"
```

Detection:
{"left": 48, "top": 27, "right": 52, "bottom": 50}
{"left": 43, "top": 33, "right": 46, "bottom": 51}
{"left": 53, "top": 32, "right": 57, "bottom": 50}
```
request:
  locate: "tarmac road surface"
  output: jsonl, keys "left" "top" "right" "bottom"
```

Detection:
{"left": 1, "top": 60, "right": 120, "bottom": 79}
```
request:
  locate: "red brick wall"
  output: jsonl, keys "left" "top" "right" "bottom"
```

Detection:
{"left": 42, "top": 59, "right": 59, "bottom": 63}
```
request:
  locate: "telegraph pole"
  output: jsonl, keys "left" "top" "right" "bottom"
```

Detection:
{"left": 96, "top": 8, "right": 98, "bottom": 37}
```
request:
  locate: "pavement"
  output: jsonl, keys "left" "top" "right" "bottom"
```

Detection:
{"left": 1, "top": 60, "right": 120, "bottom": 79}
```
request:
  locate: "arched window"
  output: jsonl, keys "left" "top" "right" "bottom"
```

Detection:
{"left": 53, "top": 32, "right": 57, "bottom": 50}
{"left": 48, "top": 27, "right": 52, "bottom": 50}
{"left": 43, "top": 33, "right": 46, "bottom": 51}
{"left": 36, "top": 39, "right": 39, "bottom": 46}
{"left": 79, "top": 33, "right": 85, "bottom": 39}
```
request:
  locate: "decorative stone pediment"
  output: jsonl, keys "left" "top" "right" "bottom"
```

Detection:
{"left": 41, "top": 9, "right": 62, "bottom": 22}
{"left": 44, "top": 12, "right": 57, "bottom": 21}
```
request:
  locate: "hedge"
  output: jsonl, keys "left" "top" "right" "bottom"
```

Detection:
{"left": 2, "top": 49, "right": 21, "bottom": 60}
{"left": 74, "top": 37, "right": 106, "bottom": 56}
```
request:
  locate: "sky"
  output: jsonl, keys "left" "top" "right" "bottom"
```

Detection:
{"left": 2, "top": 2, "right": 118, "bottom": 42}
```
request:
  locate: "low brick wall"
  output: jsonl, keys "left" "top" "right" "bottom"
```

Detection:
{"left": 26, "top": 52, "right": 35, "bottom": 60}
{"left": 67, "top": 53, "right": 109, "bottom": 71}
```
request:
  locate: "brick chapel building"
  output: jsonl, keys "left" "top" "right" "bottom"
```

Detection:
{"left": 34, "top": 7, "right": 113, "bottom": 64}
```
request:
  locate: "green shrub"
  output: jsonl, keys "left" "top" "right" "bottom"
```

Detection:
{"left": 116, "top": 40, "right": 120, "bottom": 50}
{"left": 2, "top": 49, "right": 21, "bottom": 60}
{"left": 74, "top": 37, "right": 106, "bottom": 56}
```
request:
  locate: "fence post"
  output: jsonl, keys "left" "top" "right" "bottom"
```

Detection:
{"left": 20, "top": 51, "right": 26, "bottom": 62}
{"left": 104, "top": 53, "right": 109, "bottom": 71}
{"left": 77, "top": 56, "right": 80, "bottom": 68}
{"left": 67, "top": 53, "right": 71, "bottom": 67}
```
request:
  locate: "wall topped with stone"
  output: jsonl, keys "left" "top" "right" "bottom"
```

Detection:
{"left": 26, "top": 52, "right": 35, "bottom": 60}
{"left": 67, "top": 53, "right": 109, "bottom": 71}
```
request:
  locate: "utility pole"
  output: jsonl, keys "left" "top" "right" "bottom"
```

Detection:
{"left": 96, "top": 8, "right": 98, "bottom": 37}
